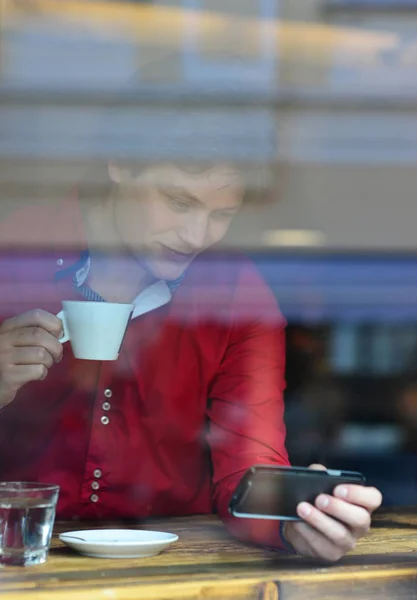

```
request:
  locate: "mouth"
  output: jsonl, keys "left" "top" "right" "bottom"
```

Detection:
{"left": 159, "top": 245, "right": 195, "bottom": 263}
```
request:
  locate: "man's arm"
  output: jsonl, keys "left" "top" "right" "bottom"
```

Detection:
{"left": 206, "top": 261, "right": 382, "bottom": 559}
{"left": 207, "top": 261, "right": 291, "bottom": 550}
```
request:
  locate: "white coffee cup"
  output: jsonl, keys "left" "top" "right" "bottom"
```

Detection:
{"left": 57, "top": 301, "right": 134, "bottom": 361}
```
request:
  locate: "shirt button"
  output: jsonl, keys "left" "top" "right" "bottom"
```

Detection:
{"left": 101, "top": 416, "right": 110, "bottom": 425}
{"left": 91, "top": 481, "right": 100, "bottom": 491}
{"left": 93, "top": 469, "right": 102, "bottom": 478}
{"left": 104, "top": 389, "right": 112, "bottom": 398}
{"left": 56, "top": 258, "right": 64, "bottom": 267}
{"left": 102, "top": 402, "right": 111, "bottom": 411}
{"left": 90, "top": 494, "right": 99, "bottom": 503}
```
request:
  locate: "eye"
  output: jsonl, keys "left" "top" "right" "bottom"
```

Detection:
{"left": 211, "top": 210, "right": 237, "bottom": 221}
{"left": 167, "top": 197, "right": 190, "bottom": 213}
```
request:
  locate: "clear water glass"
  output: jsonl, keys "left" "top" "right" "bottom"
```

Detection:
{"left": 0, "top": 482, "right": 60, "bottom": 566}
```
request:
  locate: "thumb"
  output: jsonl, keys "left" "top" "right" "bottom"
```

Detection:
{"left": 308, "top": 464, "right": 327, "bottom": 471}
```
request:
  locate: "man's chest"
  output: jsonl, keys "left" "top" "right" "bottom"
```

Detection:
{"left": 0, "top": 250, "right": 234, "bottom": 433}
{"left": 0, "top": 309, "right": 230, "bottom": 490}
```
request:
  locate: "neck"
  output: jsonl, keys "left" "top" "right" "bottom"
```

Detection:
{"left": 81, "top": 195, "right": 155, "bottom": 303}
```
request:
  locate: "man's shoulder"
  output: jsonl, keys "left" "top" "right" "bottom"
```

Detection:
{"left": 0, "top": 203, "right": 53, "bottom": 247}
{"left": 0, "top": 193, "right": 84, "bottom": 250}
{"left": 180, "top": 251, "right": 283, "bottom": 324}
{"left": 187, "top": 251, "right": 259, "bottom": 283}
{"left": 187, "top": 251, "right": 273, "bottom": 293}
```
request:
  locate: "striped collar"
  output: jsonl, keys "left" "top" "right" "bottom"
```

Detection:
{"left": 55, "top": 250, "right": 182, "bottom": 318}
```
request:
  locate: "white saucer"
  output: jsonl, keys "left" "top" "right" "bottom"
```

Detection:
{"left": 59, "top": 529, "right": 179, "bottom": 559}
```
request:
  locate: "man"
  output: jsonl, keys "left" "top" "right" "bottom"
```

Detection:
{"left": 0, "top": 159, "right": 381, "bottom": 561}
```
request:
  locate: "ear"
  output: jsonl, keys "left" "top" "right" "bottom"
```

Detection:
{"left": 107, "top": 162, "right": 132, "bottom": 184}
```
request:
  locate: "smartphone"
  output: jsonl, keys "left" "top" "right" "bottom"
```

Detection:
{"left": 229, "top": 465, "right": 366, "bottom": 521}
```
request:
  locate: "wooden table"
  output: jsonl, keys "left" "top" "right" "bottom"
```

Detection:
{"left": 1, "top": 508, "right": 417, "bottom": 600}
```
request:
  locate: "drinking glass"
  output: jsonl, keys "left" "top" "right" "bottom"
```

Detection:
{"left": 0, "top": 482, "right": 60, "bottom": 566}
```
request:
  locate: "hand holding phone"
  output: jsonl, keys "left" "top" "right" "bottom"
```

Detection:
{"left": 229, "top": 464, "right": 382, "bottom": 563}
{"left": 229, "top": 465, "right": 366, "bottom": 521}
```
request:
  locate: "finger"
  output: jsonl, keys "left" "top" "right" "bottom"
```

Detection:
{"left": 288, "top": 520, "right": 345, "bottom": 562}
{"left": 314, "top": 494, "right": 371, "bottom": 537}
{"left": 0, "top": 309, "right": 62, "bottom": 339}
{"left": 283, "top": 521, "right": 317, "bottom": 558}
{"left": 297, "top": 502, "right": 356, "bottom": 554}
{"left": 333, "top": 485, "right": 383, "bottom": 514}
{"left": 11, "top": 346, "right": 54, "bottom": 370}
{"left": 4, "top": 363, "right": 48, "bottom": 388}
{"left": 308, "top": 464, "right": 328, "bottom": 471}
{"left": 11, "top": 327, "right": 63, "bottom": 363}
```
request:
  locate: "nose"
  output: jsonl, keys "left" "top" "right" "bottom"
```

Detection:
{"left": 178, "top": 212, "right": 209, "bottom": 251}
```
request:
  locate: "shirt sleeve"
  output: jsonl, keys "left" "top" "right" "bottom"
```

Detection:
{"left": 206, "top": 261, "right": 291, "bottom": 551}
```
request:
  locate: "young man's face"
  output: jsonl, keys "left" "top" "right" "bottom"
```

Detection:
{"left": 110, "top": 163, "right": 244, "bottom": 281}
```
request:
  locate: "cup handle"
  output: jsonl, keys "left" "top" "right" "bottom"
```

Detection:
{"left": 56, "top": 310, "right": 70, "bottom": 343}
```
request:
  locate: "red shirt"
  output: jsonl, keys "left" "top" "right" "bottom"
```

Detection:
{"left": 0, "top": 196, "right": 290, "bottom": 549}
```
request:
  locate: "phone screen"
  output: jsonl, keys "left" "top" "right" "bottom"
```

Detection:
{"left": 229, "top": 466, "right": 365, "bottom": 520}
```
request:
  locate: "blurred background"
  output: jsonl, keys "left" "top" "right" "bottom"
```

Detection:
{"left": 1, "top": 0, "right": 417, "bottom": 505}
